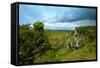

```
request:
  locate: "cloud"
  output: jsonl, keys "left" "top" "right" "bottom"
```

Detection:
{"left": 19, "top": 4, "right": 96, "bottom": 24}
{"left": 44, "top": 22, "right": 77, "bottom": 30}
{"left": 73, "top": 19, "right": 96, "bottom": 26}
{"left": 44, "top": 19, "right": 96, "bottom": 30}
{"left": 59, "top": 8, "right": 96, "bottom": 22}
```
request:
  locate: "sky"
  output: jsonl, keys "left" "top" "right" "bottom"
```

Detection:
{"left": 19, "top": 4, "right": 96, "bottom": 30}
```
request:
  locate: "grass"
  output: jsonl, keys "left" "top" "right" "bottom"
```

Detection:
{"left": 19, "top": 24, "right": 96, "bottom": 64}
{"left": 34, "top": 29, "right": 96, "bottom": 63}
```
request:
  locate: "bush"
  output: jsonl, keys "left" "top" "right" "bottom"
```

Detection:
{"left": 19, "top": 21, "right": 50, "bottom": 64}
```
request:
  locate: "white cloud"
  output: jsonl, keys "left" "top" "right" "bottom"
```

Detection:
{"left": 44, "top": 19, "right": 96, "bottom": 30}
{"left": 44, "top": 22, "right": 78, "bottom": 30}
{"left": 73, "top": 19, "right": 96, "bottom": 26}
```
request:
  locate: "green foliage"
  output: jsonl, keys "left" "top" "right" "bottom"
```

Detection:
{"left": 19, "top": 24, "right": 34, "bottom": 64}
{"left": 33, "top": 21, "right": 50, "bottom": 56}
{"left": 19, "top": 21, "right": 50, "bottom": 64}
{"left": 76, "top": 26, "right": 96, "bottom": 41}
{"left": 33, "top": 21, "right": 44, "bottom": 32}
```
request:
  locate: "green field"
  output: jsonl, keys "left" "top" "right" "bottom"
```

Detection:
{"left": 34, "top": 27, "right": 96, "bottom": 63}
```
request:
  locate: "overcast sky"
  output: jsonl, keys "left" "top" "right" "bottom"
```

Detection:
{"left": 19, "top": 4, "right": 96, "bottom": 30}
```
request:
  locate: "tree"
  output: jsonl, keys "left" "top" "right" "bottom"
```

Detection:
{"left": 33, "top": 21, "right": 50, "bottom": 56}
